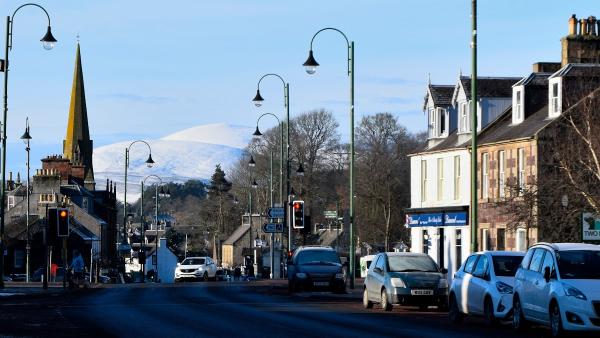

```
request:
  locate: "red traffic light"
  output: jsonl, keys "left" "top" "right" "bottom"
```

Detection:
{"left": 293, "top": 202, "right": 302, "bottom": 210}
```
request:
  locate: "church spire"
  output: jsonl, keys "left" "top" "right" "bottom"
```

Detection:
{"left": 63, "top": 43, "right": 95, "bottom": 190}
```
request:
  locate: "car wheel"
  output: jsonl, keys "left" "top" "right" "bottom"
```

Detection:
{"left": 550, "top": 302, "right": 564, "bottom": 338}
{"left": 448, "top": 294, "right": 464, "bottom": 324}
{"left": 203, "top": 272, "right": 209, "bottom": 282}
{"left": 484, "top": 297, "right": 498, "bottom": 326}
{"left": 512, "top": 295, "right": 528, "bottom": 332}
{"left": 381, "top": 289, "right": 392, "bottom": 311}
{"left": 363, "top": 288, "right": 373, "bottom": 309}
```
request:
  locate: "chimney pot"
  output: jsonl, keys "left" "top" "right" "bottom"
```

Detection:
{"left": 569, "top": 14, "right": 578, "bottom": 35}
{"left": 580, "top": 18, "right": 589, "bottom": 35}
{"left": 588, "top": 16, "right": 597, "bottom": 36}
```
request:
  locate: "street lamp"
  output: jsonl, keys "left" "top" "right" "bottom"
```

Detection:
{"left": 252, "top": 74, "right": 292, "bottom": 252}
{"left": 141, "top": 174, "right": 169, "bottom": 282}
{"left": 251, "top": 179, "right": 258, "bottom": 189}
{"left": 303, "top": 27, "right": 356, "bottom": 289}
{"left": 252, "top": 113, "right": 285, "bottom": 279}
{"left": 123, "top": 140, "right": 154, "bottom": 245}
{"left": 248, "top": 155, "right": 256, "bottom": 167}
{"left": 20, "top": 118, "right": 31, "bottom": 282}
{"left": 296, "top": 163, "right": 305, "bottom": 177}
{"left": 0, "top": 2, "right": 57, "bottom": 289}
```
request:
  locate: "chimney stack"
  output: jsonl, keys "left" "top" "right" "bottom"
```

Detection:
{"left": 569, "top": 14, "right": 578, "bottom": 35}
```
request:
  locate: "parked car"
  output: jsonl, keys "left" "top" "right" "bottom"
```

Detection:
{"left": 174, "top": 257, "right": 217, "bottom": 282}
{"left": 363, "top": 252, "right": 448, "bottom": 311}
{"left": 449, "top": 251, "right": 524, "bottom": 325}
{"left": 512, "top": 242, "right": 600, "bottom": 337}
{"left": 8, "top": 274, "right": 27, "bottom": 282}
{"left": 287, "top": 246, "right": 346, "bottom": 293}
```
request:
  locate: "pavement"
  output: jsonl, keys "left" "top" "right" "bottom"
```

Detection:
{"left": 0, "top": 279, "right": 561, "bottom": 338}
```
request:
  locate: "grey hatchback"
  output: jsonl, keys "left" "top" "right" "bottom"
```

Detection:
{"left": 363, "top": 252, "right": 448, "bottom": 311}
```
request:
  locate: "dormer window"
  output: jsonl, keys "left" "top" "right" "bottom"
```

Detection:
{"left": 438, "top": 108, "right": 446, "bottom": 136}
{"left": 512, "top": 86, "right": 524, "bottom": 124}
{"left": 459, "top": 102, "right": 469, "bottom": 133}
{"left": 428, "top": 108, "right": 436, "bottom": 138}
{"left": 549, "top": 78, "right": 562, "bottom": 118}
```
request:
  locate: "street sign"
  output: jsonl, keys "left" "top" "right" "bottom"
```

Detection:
{"left": 262, "top": 223, "right": 284, "bottom": 233}
{"left": 267, "top": 207, "right": 285, "bottom": 219}
{"left": 324, "top": 210, "right": 338, "bottom": 219}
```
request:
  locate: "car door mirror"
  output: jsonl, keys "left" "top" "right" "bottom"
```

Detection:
{"left": 177, "top": 263, "right": 180, "bottom": 267}
{"left": 543, "top": 266, "right": 551, "bottom": 283}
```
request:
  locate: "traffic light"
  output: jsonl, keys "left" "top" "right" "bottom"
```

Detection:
{"left": 57, "top": 208, "right": 69, "bottom": 237}
{"left": 292, "top": 200, "right": 304, "bottom": 229}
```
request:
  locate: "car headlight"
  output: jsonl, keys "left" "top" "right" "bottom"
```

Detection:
{"left": 438, "top": 278, "right": 449, "bottom": 289}
{"left": 564, "top": 284, "right": 587, "bottom": 300}
{"left": 196, "top": 267, "right": 204, "bottom": 271}
{"left": 390, "top": 278, "right": 406, "bottom": 288}
{"left": 495, "top": 281, "right": 513, "bottom": 294}
{"left": 296, "top": 272, "right": 307, "bottom": 279}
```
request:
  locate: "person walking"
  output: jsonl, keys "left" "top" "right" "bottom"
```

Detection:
{"left": 70, "top": 249, "right": 85, "bottom": 287}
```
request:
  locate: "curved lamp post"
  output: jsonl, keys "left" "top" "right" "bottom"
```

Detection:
{"left": 140, "top": 174, "right": 169, "bottom": 282}
{"left": 251, "top": 74, "right": 293, "bottom": 252}
{"left": 303, "top": 27, "right": 356, "bottom": 289}
{"left": 123, "top": 140, "right": 154, "bottom": 248}
{"left": 0, "top": 2, "right": 57, "bottom": 289}
{"left": 251, "top": 113, "right": 285, "bottom": 279}
{"left": 20, "top": 118, "right": 31, "bottom": 282}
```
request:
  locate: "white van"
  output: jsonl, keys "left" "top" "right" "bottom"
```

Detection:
{"left": 359, "top": 255, "right": 375, "bottom": 278}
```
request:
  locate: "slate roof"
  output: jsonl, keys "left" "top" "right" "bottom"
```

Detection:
{"left": 513, "top": 73, "right": 551, "bottom": 87}
{"left": 424, "top": 84, "right": 455, "bottom": 110}
{"left": 223, "top": 224, "right": 250, "bottom": 245}
{"left": 458, "top": 76, "right": 521, "bottom": 100}
{"left": 549, "top": 63, "right": 600, "bottom": 78}
{"left": 476, "top": 105, "right": 554, "bottom": 145}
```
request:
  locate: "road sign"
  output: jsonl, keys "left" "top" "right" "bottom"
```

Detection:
{"left": 324, "top": 210, "right": 338, "bottom": 219}
{"left": 267, "top": 207, "right": 285, "bottom": 219}
{"left": 262, "top": 223, "right": 284, "bottom": 233}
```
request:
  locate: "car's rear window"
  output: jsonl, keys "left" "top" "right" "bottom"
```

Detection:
{"left": 492, "top": 255, "right": 523, "bottom": 277}
{"left": 182, "top": 258, "right": 205, "bottom": 265}
{"left": 296, "top": 250, "right": 340, "bottom": 265}
{"left": 388, "top": 255, "right": 438, "bottom": 272}
{"left": 557, "top": 250, "right": 600, "bottom": 279}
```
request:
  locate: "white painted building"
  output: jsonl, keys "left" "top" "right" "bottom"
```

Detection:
{"left": 407, "top": 77, "right": 518, "bottom": 280}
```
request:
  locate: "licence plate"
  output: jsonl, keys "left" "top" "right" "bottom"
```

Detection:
{"left": 411, "top": 289, "right": 433, "bottom": 296}
{"left": 314, "top": 282, "right": 329, "bottom": 286}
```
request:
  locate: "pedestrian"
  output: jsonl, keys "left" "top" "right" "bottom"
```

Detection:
{"left": 70, "top": 249, "right": 85, "bottom": 287}
{"left": 50, "top": 263, "right": 58, "bottom": 282}
{"left": 234, "top": 266, "right": 241, "bottom": 281}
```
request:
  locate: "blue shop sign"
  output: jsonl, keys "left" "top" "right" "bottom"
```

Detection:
{"left": 444, "top": 212, "right": 468, "bottom": 226}
{"left": 407, "top": 211, "right": 467, "bottom": 227}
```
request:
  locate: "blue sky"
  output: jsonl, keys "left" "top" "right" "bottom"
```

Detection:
{"left": 2, "top": 0, "right": 598, "bottom": 176}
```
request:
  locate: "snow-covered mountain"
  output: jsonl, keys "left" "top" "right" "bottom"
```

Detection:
{"left": 93, "top": 123, "right": 252, "bottom": 200}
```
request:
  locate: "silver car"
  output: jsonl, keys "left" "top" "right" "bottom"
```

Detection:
{"left": 363, "top": 252, "right": 448, "bottom": 311}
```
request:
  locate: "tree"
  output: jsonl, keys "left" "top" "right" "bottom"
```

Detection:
{"left": 355, "top": 113, "right": 423, "bottom": 251}
{"left": 493, "top": 182, "right": 538, "bottom": 248}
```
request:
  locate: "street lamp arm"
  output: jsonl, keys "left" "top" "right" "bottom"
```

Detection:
{"left": 257, "top": 73, "right": 287, "bottom": 108}
{"left": 309, "top": 27, "right": 351, "bottom": 76}
{"left": 9, "top": 3, "right": 52, "bottom": 50}
{"left": 127, "top": 139, "right": 152, "bottom": 153}
{"left": 142, "top": 174, "right": 164, "bottom": 186}
{"left": 256, "top": 112, "right": 281, "bottom": 126}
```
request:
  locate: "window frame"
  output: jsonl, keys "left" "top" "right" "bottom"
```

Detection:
{"left": 482, "top": 153, "right": 489, "bottom": 199}
{"left": 421, "top": 160, "right": 427, "bottom": 202}
{"left": 517, "top": 148, "right": 525, "bottom": 192}
{"left": 498, "top": 150, "right": 505, "bottom": 198}
{"left": 438, "top": 108, "right": 446, "bottom": 136}
{"left": 454, "top": 156, "right": 461, "bottom": 200}
{"left": 515, "top": 90, "right": 522, "bottom": 121}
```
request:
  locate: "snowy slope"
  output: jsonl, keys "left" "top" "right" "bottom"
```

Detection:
{"left": 93, "top": 123, "right": 252, "bottom": 200}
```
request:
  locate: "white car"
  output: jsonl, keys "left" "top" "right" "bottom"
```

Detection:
{"left": 449, "top": 251, "right": 524, "bottom": 325}
{"left": 174, "top": 257, "right": 218, "bottom": 282}
{"left": 512, "top": 242, "right": 600, "bottom": 337}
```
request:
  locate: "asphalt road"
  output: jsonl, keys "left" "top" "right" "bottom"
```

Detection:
{"left": 1, "top": 282, "right": 554, "bottom": 338}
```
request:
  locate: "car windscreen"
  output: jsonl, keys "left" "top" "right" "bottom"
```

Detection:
{"left": 557, "top": 250, "right": 600, "bottom": 279}
{"left": 492, "top": 255, "right": 523, "bottom": 277}
{"left": 182, "top": 258, "right": 205, "bottom": 265}
{"left": 388, "top": 255, "right": 438, "bottom": 272}
{"left": 296, "top": 250, "right": 340, "bottom": 265}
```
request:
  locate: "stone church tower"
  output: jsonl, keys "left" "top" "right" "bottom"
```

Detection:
{"left": 63, "top": 43, "right": 95, "bottom": 190}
